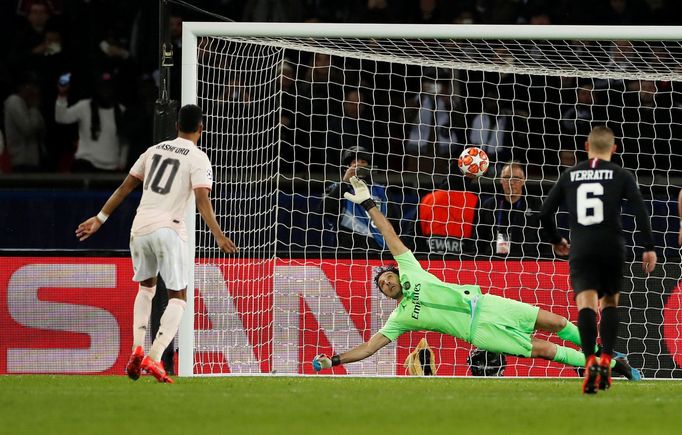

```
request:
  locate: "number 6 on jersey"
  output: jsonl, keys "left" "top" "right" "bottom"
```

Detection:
{"left": 576, "top": 183, "right": 604, "bottom": 226}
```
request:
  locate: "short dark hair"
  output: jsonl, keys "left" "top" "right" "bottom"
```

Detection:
{"left": 373, "top": 264, "right": 400, "bottom": 292}
{"left": 178, "top": 104, "right": 203, "bottom": 133}
{"left": 342, "top": 145, "right": 372, "bottom": 167}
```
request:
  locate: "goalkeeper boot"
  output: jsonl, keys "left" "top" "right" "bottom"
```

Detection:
{"left": 598, "top": 355, "right": 612, "bottom": 391}
{"left": 126, "top": 346, "right": 145, "bottom": 381}
{"left": 582, "top": 355, "right": 600, "bottom": 394}
{"left": 612, "top": 355, "right": 642, "bottom": 381}
{"left": 613, "top": 350, "right": 626, "bottom": 359}
{"left": 141, "top": 356, "right": 174, "bottom": 384}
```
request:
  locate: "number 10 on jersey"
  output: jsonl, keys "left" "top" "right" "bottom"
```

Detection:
{"left": 144, "top": 154, "right": 180, "bottom": 195}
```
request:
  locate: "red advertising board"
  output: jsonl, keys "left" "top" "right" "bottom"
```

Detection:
{"left": 0, "top": 256, "right": 654, "bottom": 377}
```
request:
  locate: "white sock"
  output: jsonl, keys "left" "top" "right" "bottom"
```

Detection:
{"left": 132, "top": 285, "right": 156, "bottom": 350}
{"left": 149, "top": 298, "right": 186, "bottom": 362}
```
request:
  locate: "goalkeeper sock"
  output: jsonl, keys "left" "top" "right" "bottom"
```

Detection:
{"left": 557, "top": 321, "right": 581, "bottom": 346}
{"left": 553, "top": 345, "right": 586, "bottom": 368}
{"left": 557, "top": 321, "right": 601, "bottom": 354}
{"left": 578, "top": 308, "right": 598, "bottom": 359}
{"left": 553, "top": 346, "right": 619, "bottom": 369}
{"left": 600, "top": 306, "right": 619, "bottom": 357}
{"left": 149, "top": 298, "right": 186, "bottom": 362}
{"left": 132, "top": 285, "right": 156, "bottom": 349}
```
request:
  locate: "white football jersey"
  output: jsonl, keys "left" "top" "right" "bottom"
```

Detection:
{"left": 129, "top": 137, "right": 213, "bottom": 240}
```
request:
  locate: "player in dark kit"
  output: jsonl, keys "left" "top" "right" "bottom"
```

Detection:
{"left": 540, "top": 125, "right": 657, "bottom": 394}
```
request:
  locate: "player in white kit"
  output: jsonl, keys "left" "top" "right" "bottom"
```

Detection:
{"left": 76, "top": 104, "right": 237, "bottom": 383}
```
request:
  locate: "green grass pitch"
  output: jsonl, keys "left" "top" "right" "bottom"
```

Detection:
{"left": 2, "top": 375, "right": 681, "bottom": 434}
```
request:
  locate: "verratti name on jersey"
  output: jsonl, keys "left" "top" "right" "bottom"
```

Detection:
{"left": 155, "top": 143, "right": 190, "bottom": 155}
{"left": 569, "top": 169, "right": 613, "bottom": 182}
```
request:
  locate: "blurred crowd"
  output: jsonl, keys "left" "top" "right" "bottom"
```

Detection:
{"left": 0, "top": 0, "right": 680, "bottom": 176}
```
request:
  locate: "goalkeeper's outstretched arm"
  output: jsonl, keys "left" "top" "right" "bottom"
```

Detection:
{"left": 312, "top": 332, "right": 391, "bottom": 371}
{"left": 344, "top": 176, "right": 408, "bottom": 257}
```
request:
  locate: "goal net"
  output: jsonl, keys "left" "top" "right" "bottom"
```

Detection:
{"left": 180, "top": 23, "right": 682, "bottom": 378}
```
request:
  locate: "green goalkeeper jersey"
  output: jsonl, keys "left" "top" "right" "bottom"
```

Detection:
{"left": 378, "top": 251, "right": 483, "bottom": 342}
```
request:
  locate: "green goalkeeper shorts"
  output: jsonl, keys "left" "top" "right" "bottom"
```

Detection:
{"left": 469, "top": 294, "right": 540, "bottom": 358}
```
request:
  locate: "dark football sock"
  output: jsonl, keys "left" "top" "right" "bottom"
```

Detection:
{"left": 600, "top": 306, "right": 619, "bottom": 357}
{"left": 578, "top": 308, "right": 598, "bottom": 359}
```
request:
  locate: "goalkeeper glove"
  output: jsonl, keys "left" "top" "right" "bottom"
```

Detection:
{"left": 343, "top": 176, "right": 376, "bottom": 211}
{"left": 312, "top": 354, "right": 332, "bottom": 371}
{"left": 312, "top": 354, "right": 341, "bottom": 371}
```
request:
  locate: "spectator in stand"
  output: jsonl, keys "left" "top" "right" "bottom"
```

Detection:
{"left": 592, "top": 40, "right": 633, "bottom": 96}
{"left": 30, "top": 26, "right": 72, "bottom": 172}
{"left": 3, "top": 76, "right": 45, "bottom": 172}
{"left": 55, "top": 72, "right": 128, "bottom": 172}
{"left": 560, "top": 82, "right": 600, "bottom": 168}
{"left": 7, "top": 0, "right": 53, "bottom": 78}
{"left": 278, "top": 60, "right": 304, "bottom": 174}
{"left": 299, "top": 52, "right": 344, "bottom": 172}
{"left": 405, "top": 75, "right": 465, "bottom": 176}
{"left": 467, "top": 88, "right": 513, "bottom": 177}
{"left": 320, "top": 145, "right": 400, "bottom": 256}
{"left": 475, "top": 161, "right": 550, "bottom": 258}
{"left": 19, "top": 23, "right": 67, "bottom": 88}
{"left": 97, "top": 31, "right": 131, "bottom": 69}
{"left": 616, "top": 79, "right": 675, "bottom": 178}
{"left": 562, "top": 83, "right": 596, "bottom": 140}
{"left": 326, "top": 87, "right": 373, "bottom": 174}
{"left": 96, "top": 20, "right": 138, "bottom": 106}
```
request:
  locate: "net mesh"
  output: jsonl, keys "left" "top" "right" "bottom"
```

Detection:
{"left": 192, "top": 31, "right": 682, "bottom": 378}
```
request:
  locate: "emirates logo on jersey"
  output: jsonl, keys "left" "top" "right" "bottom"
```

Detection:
{"left": 411, "top": 284, "right": 422, "bottom": 320}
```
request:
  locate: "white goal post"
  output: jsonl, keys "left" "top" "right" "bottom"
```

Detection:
{"left": 179, "top": 23, "right": 682, "bottom": 377}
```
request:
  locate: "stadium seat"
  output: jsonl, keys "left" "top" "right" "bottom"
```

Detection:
{"left": 418, "top": 190, "right": 479, "bottom": 254}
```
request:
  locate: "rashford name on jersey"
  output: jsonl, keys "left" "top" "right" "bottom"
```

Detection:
{"left": 154, "top": 143, "right": 190, "bottom": 155}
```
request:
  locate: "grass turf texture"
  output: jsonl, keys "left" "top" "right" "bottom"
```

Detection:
{"left": 1, "top": 376, "right": 681, "bottom": 434}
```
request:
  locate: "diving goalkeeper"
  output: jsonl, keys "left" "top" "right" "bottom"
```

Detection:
{"left": 312, "top": 177, "right": 640, "bottom": 380}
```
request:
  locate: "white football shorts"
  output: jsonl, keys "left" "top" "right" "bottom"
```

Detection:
{"left": 130, "top": 227, "right": 188, "bottom": 290}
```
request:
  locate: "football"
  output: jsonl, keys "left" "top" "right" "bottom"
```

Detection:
{"left": 458, "top": 147, "right": 489, "bottom": 177}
